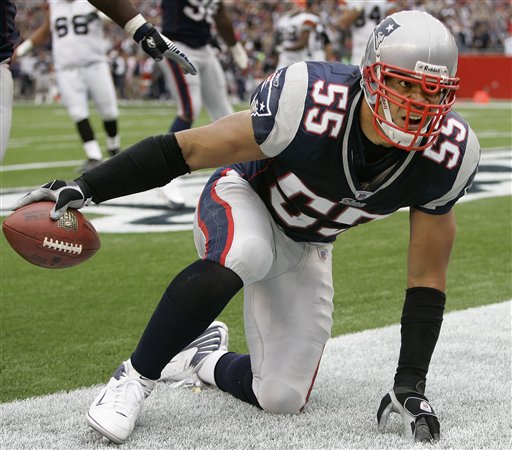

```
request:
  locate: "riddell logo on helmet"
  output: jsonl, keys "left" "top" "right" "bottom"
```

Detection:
{"left": 415, "top": 62, "right": 449, "bottom": 78}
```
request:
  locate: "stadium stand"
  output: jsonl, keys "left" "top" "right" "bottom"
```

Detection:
{"left": 12, "top": 0, "right": 512, "bottom": 102}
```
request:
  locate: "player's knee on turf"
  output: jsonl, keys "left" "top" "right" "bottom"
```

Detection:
{"left": 257, "top": 379, "right": 305, "bottom": 414}
{"left": 229, "top": 236, "right": 273, "bottom": 284}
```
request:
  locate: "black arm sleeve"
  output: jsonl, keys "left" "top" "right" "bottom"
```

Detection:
{"left": 75, "top": 133, "right": 190, "bottom": 204}
{"left": 393, "top": 287, "right": 446, "bottom": 389}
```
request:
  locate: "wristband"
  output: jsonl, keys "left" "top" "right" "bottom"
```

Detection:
{"left": 230, "top": 42, "right": 248, "bottom": 70}
{"left": 124, "top": 13, "right": 147, "bottom": 38}
{"left": 15, "top": 40, "right": 33, "bottom": 57}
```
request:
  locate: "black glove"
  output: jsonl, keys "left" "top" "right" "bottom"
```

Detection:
{"left": 14, "top": 180, "right": 92, "bottom": 220}
{"left": 133, "top": 23, "right": 197, "bottom": 75}
{"left": 377, "top": 385, "right": 440, "bottom": 443}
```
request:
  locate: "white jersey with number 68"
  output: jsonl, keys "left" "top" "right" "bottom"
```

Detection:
{"left": 48, "top": 0, "right": 108, "bottom": 70}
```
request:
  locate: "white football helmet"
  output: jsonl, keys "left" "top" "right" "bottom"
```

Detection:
{"left": 361, "top": 11, "right": 460, "bottom": 151}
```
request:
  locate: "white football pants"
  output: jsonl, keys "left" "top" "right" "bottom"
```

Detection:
{"left": 0, "top": 61, "right": 14, "bottom": 162}
{"left": 194, "top": 169, "right": 334, "bottom": 413}
{"left": 158, "top": 42, "right": 233, "bottom": 122}
{"left": 56, "top": 61, "right": 118, "bottom": 122}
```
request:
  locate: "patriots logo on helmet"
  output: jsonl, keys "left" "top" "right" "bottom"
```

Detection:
{"left": 373, "top": 17, "right": 401, "bottom": 51}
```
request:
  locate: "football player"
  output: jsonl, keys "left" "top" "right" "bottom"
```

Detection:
{"left": 308, "top": 20, "right": 335, "bottom": 62}
{"left": 0, "top": 0, "right": 19, "bottom": 162}
{"left": 338, "top": 0, "right": 397, "bottom": 65}
{"left": 86, "top": 0, "right": 196, "bottom": 76}
{"left": 275, "top": 1, "right": 320, "bottom": 69}
{"left": 16, "top": 0, "right": 123, "bottom": 172}
{"left": 15, "top": 0, "right": 197, "bottom": 173}
{"left": 156, "top": 0, "right": 248, "bottom": 209}
{"left": 16, "top": 11, "right": 480, "bottom": 445}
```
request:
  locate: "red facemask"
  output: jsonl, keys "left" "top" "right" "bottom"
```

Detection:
{"left": 363, "top": 62, "right": 459, "bottom": 151}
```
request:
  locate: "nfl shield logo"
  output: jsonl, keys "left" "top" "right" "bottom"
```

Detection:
{"left": 58, "top": 211, "right": 78, "bottom": 231}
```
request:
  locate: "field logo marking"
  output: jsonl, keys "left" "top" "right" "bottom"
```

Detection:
{"left": 1, "top": 151, "right": 510, "bottom": 233}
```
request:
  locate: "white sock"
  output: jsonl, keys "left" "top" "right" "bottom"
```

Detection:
{"left": 106, "top": 135, "right": 120, "bottom": 151}
{"left": 83, "top": 140, "right": 103, "bottom": 161}
{"left": 197, "top": 350, "right": 228, "bottom": 386}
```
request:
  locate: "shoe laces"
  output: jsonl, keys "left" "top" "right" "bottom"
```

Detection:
{"left": 110, "top": 374, "right": 146, "bottom": 418}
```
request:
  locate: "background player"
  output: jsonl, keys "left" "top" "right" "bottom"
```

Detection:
{"left": 16, "top": 0, "right": 122, "bottom": 172}
{"left": 86, "top": 0, "right": 196, "bottom": 76}
{"left": 308, "top": 19, "right": 335, "bottom": 62}
{"left": 156, "top": 0, "right": 248, "bottom": 209}
{"left": 15, "top": 11, "right": 480, "bottom": 446}
{"left": 12, "top": 0, "right": 196, "bottom": 170}
{"left": 275, "top": 1, "right": 320, "bottom": 69}
{"left": 338, "top": 0, "right": 397, "bottom": 65}
{"left": 0, "top": 0, "right": 20, "bottom": 162}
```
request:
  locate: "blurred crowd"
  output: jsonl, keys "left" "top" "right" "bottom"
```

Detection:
{"left": 13, "top": 0, "right": 512, "bottom": 104}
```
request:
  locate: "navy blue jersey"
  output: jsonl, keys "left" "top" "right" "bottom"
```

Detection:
{"left": 231, "top": 61, "right": 480, "bottom": 243}
{"left": 0, "top": 0, "right": 20, "bottom": 62}
{"left": 161, "top": 0, "right": 220, "bottom": 49}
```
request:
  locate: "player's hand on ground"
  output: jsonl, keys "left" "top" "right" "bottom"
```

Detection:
{"left": 14, "top": 180, "right": 92, "bottom": 220}
{"left": 135, "top": 23, "right": 197, "bottom": 75}
{"left": 377, "top": 386, "right": 440, "bottom": 443}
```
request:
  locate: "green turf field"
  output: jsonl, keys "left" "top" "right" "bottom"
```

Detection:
{"left": 1, "top": 102, "right": 511, "bottom": 402}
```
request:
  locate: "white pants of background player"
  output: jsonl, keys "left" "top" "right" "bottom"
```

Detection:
{"left": 193, "top": 169, "right": 334, "bottom": 413}
{"left": 0, "top": 61, "right": 14, "bottom": 162}
{"left": 56, "top": 61, "right": 119, "bottom": 161}
{"left": 158, "top": 43, "right": 234, "bottom": 208}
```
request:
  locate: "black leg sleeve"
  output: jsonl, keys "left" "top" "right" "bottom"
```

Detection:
{"left": 76, "top": 118, "right": 95, "bottom": 143}
{"left": 103, "top": 119, "right": 118, "bottom": 138}
{"left": 215, "top": 353, "right": 261, "bottom": 408}
{"left": 131, "top": 260, "right": 243, "bottom": 380}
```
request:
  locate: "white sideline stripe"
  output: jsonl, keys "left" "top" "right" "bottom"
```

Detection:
{"left": 1, "top": 301, "right": 510, "bottom": 450}
{"left": 0, "top": 160, "right": 83, "bottom": 172}
{"left": 0, "top": 148, "right": 510, "bottom": 173}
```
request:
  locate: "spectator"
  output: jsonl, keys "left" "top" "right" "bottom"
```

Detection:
{"left": 110, "top": 48, "right": 127, "bottom": 100}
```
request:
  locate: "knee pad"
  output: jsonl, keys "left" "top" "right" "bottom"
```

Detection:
{"left": 69, "top": 108, "right": 88, "bottom": 123}
{"left": 228, "top": 236, "right": 273, "bottom": 285}
{"left": 257, "top": 379, "right": 304, "bottom": 414}
{"left": 98, "top": 104, "right": 118, "bottom": 121}
{"left": 101, "top": 113, "right": 119, "bottom": 122}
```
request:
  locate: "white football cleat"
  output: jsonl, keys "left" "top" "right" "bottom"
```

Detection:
{"left": 159, "top": 178, "right": 185, "bottom": 210}
{"left": 160, "top": 321, "right": 228, "bottom": 384}
{"left": 87, "top": 359, "right": 154, "bottom": 444}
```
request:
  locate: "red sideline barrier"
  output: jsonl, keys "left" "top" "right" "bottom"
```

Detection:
{"left": 457, "top": 54, "right": 512, "bottom": 99}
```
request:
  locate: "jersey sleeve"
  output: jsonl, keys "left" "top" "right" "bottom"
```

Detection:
{"left": 250, "top": 62, "right": 309, "bottom": 157}
{"left": 416, "top": 127, "right": 481, "bottom": 214}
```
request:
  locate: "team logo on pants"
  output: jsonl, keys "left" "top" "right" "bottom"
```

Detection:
{"left": 317, "top": 248, "right": 328, "bottom": 262}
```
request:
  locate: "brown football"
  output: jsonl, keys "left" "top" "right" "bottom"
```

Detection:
{"left": 2, "top": 201, "right": 100, "bottom": 269}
